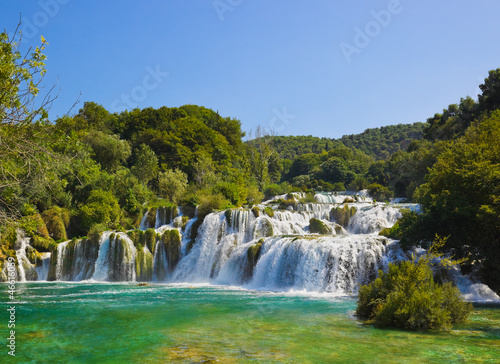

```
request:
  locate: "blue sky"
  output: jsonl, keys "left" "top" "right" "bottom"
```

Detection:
{"left": 1, "top": 0, "right": 499, "bottom": 139}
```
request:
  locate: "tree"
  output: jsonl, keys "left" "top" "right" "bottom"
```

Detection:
{"left": 0, "top": 27, "right": 58, "bottom": 226}
{"left": 78, "top": 189, "right": 121, "bottom": 233}
{"left": 287, "top": 153, "right": 321, "bottom": 179}
{"left": 158, "top": 169, "right": 188, "bottom": 204}
{"left": 413, "top": 111, "right": 500, "bottom": 291}
{"left": 131, "top": 144, "right": 159, "bottom": 185}
{"left": 192, "top": 153, "right": 217, "bottom": 187}
{"left": 318, "top": 157, "right": 348, "bottom": 183}
{"left": 247, "top": 126, "right": 277, "bottom": 188}
{"left": 83, "top": 130, "right": 131, "bottom": 173}
{"left": 478, "top": 68, "right": 500, "bottom": 114}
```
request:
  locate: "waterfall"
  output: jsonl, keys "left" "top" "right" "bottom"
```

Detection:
{"left": 8, "top": 192, "right": 497, "bottom": 301}
{"left": 347, "top": 205, "right": 401, "bottom": 234}
{"left": 35, "top": 252, "right": 51, "bottom": 281}
{"left": 91, "top": 232, "right": 136, "bottom": 281}
{"left": 14, "top": 236, "right": 31, "bottom": 282}
{"left": 247, "top": 235, "right": 397, "bottom": 293}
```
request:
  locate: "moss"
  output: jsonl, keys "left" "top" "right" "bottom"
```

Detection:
{"left": 258, "top": 218, "right": 274, "bottom": 237}
{"left": 335, "top": 225, "right": 343, "bottom": 235}
{"left": 30, "top": 236, "right": 53, "bottom": 253}
{"left": 247, "top": 239, "right": 264, "bottom": 265}
{"left": 145, "top": 228, "right": 157, "bottom": 254}
{"left": 331, "top": 204, "right": 357, "bottom": 228}
{"left": 26, "top": 245, "right": 42, "bottom": 266}
{"left": 225, "top": 209, "right": 233, "bottom": 226}
{"left": 146, "top": 207, "right": 158, "bottom": 228}
{"left": 299, "top": 192, "right": 316, "bottom": 203}
{"left": 128, "top": 230, "right": 146, "bottom": 250}
{"left": 48, "top": 241, "right": 58, "bottom": 253}
{"left": 263, "top": 206, "right": 274, "bottom": 218}
{"left": 278, "top": 198, "right": 298, "bottom": 210}
{"left": 309, "top": 218, "right": 332, "bottom": 234}
{"left": 342, "top": 197, "right": 356, "bottom": 203}
{"left": 135, "top": 247, "right": 153, "bottom": 282}
{"left": 244, "top": 239, "right": 264, "bottom": 281}
{"left": 161, "top": 230, "right": 181, "bottom": 273}
{"left": 181, "top": 216, "right": 189, "bottom": 230}
{"left": 88, "top": 224, "right": 107, "bottom": 245}
{"left": 251, "top": 206, "right": 260, "bottom": 218}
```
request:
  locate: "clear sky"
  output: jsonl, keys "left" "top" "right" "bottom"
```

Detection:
{"left": 1, "top": 0, "right": 499, "bottom": 139}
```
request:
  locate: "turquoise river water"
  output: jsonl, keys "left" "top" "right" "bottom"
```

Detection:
{"left": 2, "top": 282, "right": 500, "bottom": 363}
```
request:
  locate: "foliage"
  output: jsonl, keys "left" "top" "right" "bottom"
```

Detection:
{"left": 356, "top": 238, "right": 473, "bottom": 330}
{"left": 41, "top": 206, "right": 69, "bottom": 241}
{"left": 367, "top": 183, "right": 393, "bottom": 201}
{"left": 340, "top": 123, "right": 426, "bottom": 160}
{"left": 83, "top": 130, "right": 131, "bottom": 172}
{"left": 331, "top": 205, "right": 356, "bottom": 228}
{"left": 157, "top": 169, "right": 188, "bottom": 204}
{"left": 131, "top": 144, "right": 159, "bottom": 185}
{"left": 410, "top": 111, "right": 500, "bottom": 291}
{"left": 78, "top": 189, "right": 121, "bottom": 234}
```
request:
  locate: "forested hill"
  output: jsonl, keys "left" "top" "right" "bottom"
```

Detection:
{"left": 257, "top": 122, "right": 426, "bottom": 162}
{"left": 339, "top": 122, "right": 426, "bottom": 160}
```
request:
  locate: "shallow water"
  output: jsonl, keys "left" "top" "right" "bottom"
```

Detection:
{"left": 4, "top": 283, "right": 500, "bottom": 363}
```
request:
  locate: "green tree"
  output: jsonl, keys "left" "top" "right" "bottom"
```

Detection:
{"left": 192, "top": 153, "right": 217, "bottom": 187}
{"left": 83, "top": 130, "right": 131, "bottom": 172}
{"left": 131, "top": 144, "right": 159, "bottom": 185}
{"left": 413, "top": 111, "right": 500, "bottom": 291}
{"left": 0, "top": 29, "right": 60, "bottom": 226}
{"left": 158, "top": 169, "right": 188, "bottom": 204}
{"left": 318, "top": 157, "right": 348, "bottom": 183}
{"left": 78, "top": 189, "right": 121, "bottom": 233}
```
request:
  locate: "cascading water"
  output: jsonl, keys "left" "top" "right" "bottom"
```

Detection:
{"left": 14, "top": 236, "right": 31, "bottom": 282}
{"left": 35, "top": 253, "right": 51, "bottom": 281}
{"left": 9, "top": 196, "right": 500, "bottom": 301}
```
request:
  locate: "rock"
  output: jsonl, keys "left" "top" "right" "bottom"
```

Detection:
{"left": 309, "top": 218, "right": 332, "bottom": 234}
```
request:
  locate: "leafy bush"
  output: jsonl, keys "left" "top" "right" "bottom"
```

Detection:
{"left": 356, "top": 239, "right": 472, "bottom": 330}
{"left": 157, "top": 169, "right": 188, "bottom": 204}
{"left": 367, "top": 183, "right": 393, "bottom": 201}
{"left": 79, "top": 189, "right": 121, "bottom": 232}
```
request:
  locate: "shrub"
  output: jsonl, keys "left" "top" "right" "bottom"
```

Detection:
{"left": 367, "top": 183, "right": 393, "bottom": 201}
{"left": 41, "top": 206, "right": 69, "bottom": 241}
{"left": 331, "top": 205, "right": 357, "bottom": 228}
{"left": 157, "top": 169, "right": 188, "bottom": 204}
{"left": 88, "top": 224, "right": 107, "bottom": 244}
{"left": 79, "top": 189, "right": 121, "bottom": 231}
{"left": 356, "top": 238, "right": 472, "bottom": 331}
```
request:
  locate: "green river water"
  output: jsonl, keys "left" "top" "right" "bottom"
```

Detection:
{"left": 2, "top": 283, "right": 500, "bottom": 363}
